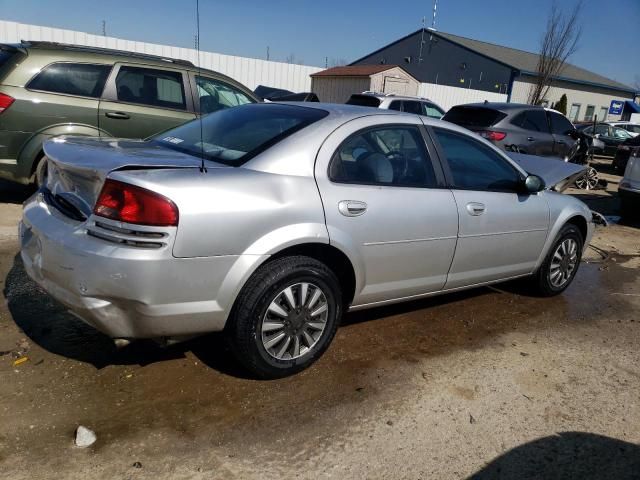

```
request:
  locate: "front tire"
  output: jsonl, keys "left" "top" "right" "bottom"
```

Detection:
{"left": 531, "top": 224, "right": 583, "bottom": 296}
{"left": 225, "top": 256, "right": 342, "bottom": 379}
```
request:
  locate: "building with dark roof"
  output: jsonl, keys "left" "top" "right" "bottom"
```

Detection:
{"left": 350, "top": 28, "right": 637, "bottom": 121}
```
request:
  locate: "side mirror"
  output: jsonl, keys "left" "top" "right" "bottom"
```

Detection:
{"left": 524, "top": 174, "right": 545, "bottom": 193}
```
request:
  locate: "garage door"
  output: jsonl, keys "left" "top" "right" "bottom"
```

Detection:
{"left": 383, "top": 76, "right": 409, "bottom": 96}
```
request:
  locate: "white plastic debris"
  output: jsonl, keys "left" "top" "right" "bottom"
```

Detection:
{"left": 74, "top": 425, "right": 97, "bottom": 448}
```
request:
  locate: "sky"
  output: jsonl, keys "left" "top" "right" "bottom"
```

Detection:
{"left": 1, "top": 0, "right": 638, "bottom": 88}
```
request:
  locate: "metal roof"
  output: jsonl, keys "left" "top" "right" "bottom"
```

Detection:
{"left": 432, "top": 31, "right": 635, "bottom": 93}
{"left": 311, "top": 65, "right": 401, "bottom": 77}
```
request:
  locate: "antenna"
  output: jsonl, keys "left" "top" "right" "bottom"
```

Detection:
{"left": 418, "top": 16, "right": 426, "bottom": 63}
{"left": 195, "top": 0, "right": 206, "bottom": 173}
{"left": 431, "top": 0, "right": 438, "bottom": 30}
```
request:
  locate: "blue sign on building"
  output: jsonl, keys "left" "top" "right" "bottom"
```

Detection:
{"left": 609, "top": 100, "right": 624, "bottom": 115}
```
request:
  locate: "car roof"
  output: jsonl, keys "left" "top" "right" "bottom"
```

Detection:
{"left": 453, "top": 102, "right": 544, "bottom": 111}
{"left": 273, "top": 101, "right": 468, "bottom": 131}
{"left": 352, "top": 92, "right": 439, "bottom": 103}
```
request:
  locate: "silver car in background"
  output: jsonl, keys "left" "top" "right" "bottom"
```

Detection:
{"left": 20, "top": 103, "right": 594, "bottom": 378}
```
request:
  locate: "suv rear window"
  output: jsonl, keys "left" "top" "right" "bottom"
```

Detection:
{"left": 153, "top": 103, "right": 328, "bottom": 166}
{"left": 443, "top": 106, "right": 507, "bottom": 128}
{"left": 27, "top": 63, "right": 111, "bottom": 98}
{"left": 346, "top": 94, "right": 381, "bottom": 108}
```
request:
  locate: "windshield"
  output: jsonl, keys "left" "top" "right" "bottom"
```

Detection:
{"left": 152, "top": 103, "right": 328, "bottom": 166}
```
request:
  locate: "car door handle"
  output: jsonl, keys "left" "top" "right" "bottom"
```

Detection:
{"left": 466, "top": 202, "right": 485, "bottom": 216}
{"left": 338, "top": 200, "right": 367, "bottom": 217}
{"left": 105, "top": 111, "right": 130, "bottom": 120}
{"left": 527, "top": 136, "right": 535, "bottom": 141}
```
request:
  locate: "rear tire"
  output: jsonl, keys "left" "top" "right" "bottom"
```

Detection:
{"left": 531, "top": 224, "right": 583, "bottom": 297}
{"left": 225, "top": 255, "right": 342, "bottom": 379}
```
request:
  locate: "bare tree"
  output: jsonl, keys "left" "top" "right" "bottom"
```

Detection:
{"left": 284, "top": 53, "right": 304, "bottom": 65}
{"left": 329, "top": 58, "right": 349, "bottom": 67}
{"left": 528, "top": 1, "right": 583, "bottom": 105}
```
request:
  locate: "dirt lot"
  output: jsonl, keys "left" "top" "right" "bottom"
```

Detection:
{"left": 1, "top": 163, "right": 639, "bottom": 479}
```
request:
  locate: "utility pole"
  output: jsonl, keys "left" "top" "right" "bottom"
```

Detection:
{"left": 194, "top": 34, "right": 199, "bottom": 50}
{"left": 101, "top": 20, "right": 106, "bottom": 36}
{"left": 325, "top": 56, "right": 328, "bottom": 68}
{"left": 266, "top": 46, "right": 270, "bottom": 61}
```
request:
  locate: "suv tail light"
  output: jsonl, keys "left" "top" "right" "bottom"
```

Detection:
{"left": 479, "top": 130, "right": 507, "bottom": 142}
{"left": 94, "top": 179, "right": 179, "bottom": 226}
{"left": 0, "top": 93, "right": 14, "bottom": 114}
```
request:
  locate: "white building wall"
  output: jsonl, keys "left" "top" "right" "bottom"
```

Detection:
{"left": 510, "top": 76, "right": 633, "bottom": 122}
{"left": 0, "top": 20, "right": 322, "bottom": 92}
{"left": 418, "top": 83, "right": 507, "bottom": 111}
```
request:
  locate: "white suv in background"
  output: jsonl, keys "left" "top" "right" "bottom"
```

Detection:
{"left": 346, "top": 92, "right": 445, "bottom": 119}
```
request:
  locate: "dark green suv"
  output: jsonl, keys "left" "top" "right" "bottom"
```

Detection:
{"left": 0, "top": 41, "right": 258, "bottom": 184}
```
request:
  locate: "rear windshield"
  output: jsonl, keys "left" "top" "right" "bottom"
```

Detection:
{"left": 346, "top": 94, "right": 381, "bottom": 108}
{"left": 152, "top": 103, "right": 328, "bottom": 166}
{"left": 443, "top": 106, "right": 507, "bottom": 128}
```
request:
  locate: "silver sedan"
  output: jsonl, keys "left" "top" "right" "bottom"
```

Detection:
{"left": 20, "top": 103, "right": 594, "bottom": 378}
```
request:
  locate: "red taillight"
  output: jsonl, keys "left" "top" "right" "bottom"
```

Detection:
{"left": 94, "top": 179, "right": 179, "bottom": 227}
{"left": 0, "top": 93, "right": 14, "bottom": 114}
{"left": 479, "top": 130, "right": 507, "bottom": 142}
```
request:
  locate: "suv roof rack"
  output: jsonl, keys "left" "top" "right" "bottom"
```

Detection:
{"left": 19, "top": 40, "right": 195, "bottom": 67}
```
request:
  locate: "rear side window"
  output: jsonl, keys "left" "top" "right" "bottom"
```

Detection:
{"left": 402, "top": 101, "right": 422, "bottom": 115}
{"left": 434, "top": 128, "right": 521, "bottom": 192}
{"left": 388, "top": 100, "right": 402, "bottom": 111}
{"left": 346, "top": 94, "right": 380, "bottom": 107}
{"left": 516, "top": 110, "right": 549, "bottom": 133}
{"left": 115, "top": 66, "right": 186, "bottom": 110}
{"left": 443, "top": 106, "right": 506, "bottom": 128}
{"left": 27, "top": 63, "right": 111, "bottom": 98}
{"left": 549, "top": 111, "right": 575, "bottom": 135}
{"left": 329, "top": 126, "right": 437, "bottom": 188}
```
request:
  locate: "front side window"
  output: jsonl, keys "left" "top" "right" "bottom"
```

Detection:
{"left": 329, "top": 126, "right": 437, "bottom": 188}
{"left": 612, "top": 127, "right": 632, "bottom": 139}
{"left": 549, "top": 111, "right": 575, "bottom": 135}
{"left": 28, "top": 63, "right": 111, "bottom": 98}
{"left": 196, "top": 76, "right": 254, "bottom": 114}
{"left": 153, "top": 103, "right": 327, "bottom": 166}
{"left": 422, "top": 102, "right": 444, "bottom": 118}
{"left": 115, "top": 66, "right": 185, "bottom": 110}
{"left": 434, "top": 128, "right": 522, "bottom": 192}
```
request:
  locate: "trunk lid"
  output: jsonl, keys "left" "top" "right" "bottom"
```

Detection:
{"left": 42, "top": 136, "right": 223, "bottom": 219}
{"left": 506, "top": 152, "right": 587, "bottom": 192}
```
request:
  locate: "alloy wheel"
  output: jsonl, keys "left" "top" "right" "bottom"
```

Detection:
{"left": 261, "top": 282, "right": 329, "bottom": 360}
{"left": 574, "top": 167, "right": 598, "bottom": 190}
{"left": 549, "top": 238, "right": 579, "bottom": 288}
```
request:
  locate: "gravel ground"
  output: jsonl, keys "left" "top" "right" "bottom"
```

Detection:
{"left": 1, "top": 164, "right": 639, "bottom": 479}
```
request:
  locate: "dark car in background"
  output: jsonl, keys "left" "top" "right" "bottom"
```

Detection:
{"left": 0, "top": 41, "right": 258, "bottom": 185}
{"left": 576, "top": 123, "right": 634, "bottom": 158}
{"left": 442, "top": 103, "right": 577, "bottom": 159}
{"left": 613, "top": 134, "right": 640, "bottom": 173}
